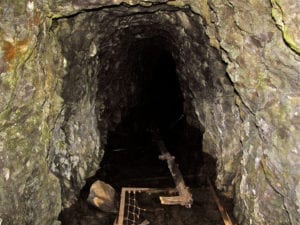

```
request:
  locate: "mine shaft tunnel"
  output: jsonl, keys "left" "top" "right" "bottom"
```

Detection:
{"left": 98, "top": 39, "right": 205, "bottom": 187}
{"left": 2, "top": 1, "right": 300, "bottom": 225}
{"left": 54, "top": 4, "right": 235, "bottom": 225}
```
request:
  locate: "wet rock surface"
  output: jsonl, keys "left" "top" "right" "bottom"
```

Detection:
{"left": 0, "top": 0, "right": 299, "bottom": 225}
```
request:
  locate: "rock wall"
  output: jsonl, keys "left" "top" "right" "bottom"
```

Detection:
{"left": 192, "top": 1, "right": 300, "bottom": 224}
{"left": 0, "top": 1, "right": 63, "bottom": 224}
{"left": 0, "top": 0, "right": 299, "bottom": 225}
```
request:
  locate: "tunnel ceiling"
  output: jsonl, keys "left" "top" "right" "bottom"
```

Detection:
{"left": 0, "top": 1, "right": 299, "bottom": 225}
{"left": 54, "top": 5, "right": 226, "bottom": 135}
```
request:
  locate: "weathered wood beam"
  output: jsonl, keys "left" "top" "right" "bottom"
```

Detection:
{"left": 208, "top": 178, "right": 234, "bottom": 225}
{"left": 157, "top": 139, "right": 193, "bottom": 208}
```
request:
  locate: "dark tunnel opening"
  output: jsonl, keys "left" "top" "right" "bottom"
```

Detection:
{"left": 57, "top": 9, "right": 234, "bottom": 225}
{"left": 60, "top": 38, "right": 226, "bottom": 225}
{"left": 96, "top": 40, "right": 205, "bottom": 188}
{"left": 138, "top": 43, "right": 184, "bottom": 134}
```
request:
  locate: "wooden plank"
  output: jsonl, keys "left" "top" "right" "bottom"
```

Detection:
{"left": 157, "top": 139, "right": 193, "bottom": 208}
{"left": 114, "top": 187, "right": 178, "bottom": 225}
{"left": 127, "top": 174, "right": 198, "bottom": 183}
{"left": 207, "top": 178, "right": 234, "bottom": 225}
{"left": 114, "top": 188, "right": 126, "bottom": 225}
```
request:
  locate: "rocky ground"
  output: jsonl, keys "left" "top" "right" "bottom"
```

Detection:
{"left": 59, "top": 128, "right": 234, "bottom": 225}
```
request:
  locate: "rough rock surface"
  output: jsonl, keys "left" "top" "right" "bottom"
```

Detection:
{"left": 87, "top": 180, "right": 117, "bottom": 213}
{"left": 0, "top": 0, "right": 299, "bottom": 225}
{"left": 196, "top": 1, "right": 300, "bottom": 224}
{"left": 0, "top": 1, "right": 63, "bottom": 224}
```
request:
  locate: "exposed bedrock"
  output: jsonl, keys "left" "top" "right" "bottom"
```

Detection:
{"left": 0, "top": 0, "right": 299, "bottom": 225}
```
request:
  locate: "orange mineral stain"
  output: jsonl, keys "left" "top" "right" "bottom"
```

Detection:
{"left": 3, "top": 38, "right": 29, "bottom": 64}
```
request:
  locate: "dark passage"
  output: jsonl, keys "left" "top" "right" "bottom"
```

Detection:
{"left": 59, "top": 41, "right": 233, "bottom": 225}
{"left": 99, "top": 43, "right": 204, "bottom": 186}
{"left": 138, "top": 43, "right": 184, "bottom": 134}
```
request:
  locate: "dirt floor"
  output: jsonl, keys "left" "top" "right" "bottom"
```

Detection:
{"left": 59, "top": 134, "right": 235, "bottom": 225}
{"left": 131, "top": 187, "right": 224, "bottom": 225}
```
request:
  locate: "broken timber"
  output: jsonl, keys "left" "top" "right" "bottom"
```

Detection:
{"left": 114, "top": 187, "right": 177, "bottom": 225}
{"left": 208, "top": 178, "right": 234, "bottom": 225}
{"left": 114, "top": 134, "right": 193, "bottom": 225}
{"left": 156, "top": 138, "right": 193, "bottom": 208}
{"left": 114, "top": 188, "right": 149, "bottom": 225}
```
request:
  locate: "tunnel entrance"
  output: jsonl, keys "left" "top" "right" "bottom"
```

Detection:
{"left": 132, "top": 39, "right": 184, "bottom": 135}
{"left": 59, "top": 39, "right": 233, "bottom": 225}
{"left": 98, "top": 41, "right": 204, "bottom": 185}
{"left": 54, "top": 5, "right": 237, "bottom": 225}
